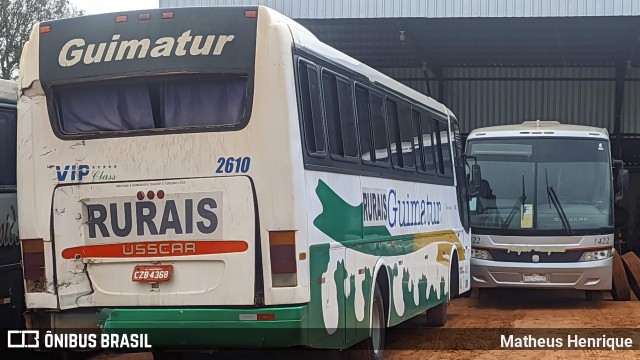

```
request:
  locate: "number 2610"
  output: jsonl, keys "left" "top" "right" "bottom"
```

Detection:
{"left": 216, "top": 157, "right": 251, "bottom": 174}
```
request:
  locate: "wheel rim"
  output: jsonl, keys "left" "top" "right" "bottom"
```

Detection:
{"left": 371, "top": 298, "right": 382, "bottom": 355}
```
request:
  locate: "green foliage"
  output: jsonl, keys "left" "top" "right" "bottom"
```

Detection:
{"left": 0, "top": 0, "right": 84, "bottom": 79}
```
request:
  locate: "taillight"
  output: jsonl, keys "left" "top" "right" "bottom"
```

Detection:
{"left": 269, "top": 231, "right": 297, "bottom": 287}
{"left": 22, "top": 238, "right": 46, "bottom": 292}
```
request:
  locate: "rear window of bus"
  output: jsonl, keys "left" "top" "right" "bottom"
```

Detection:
{"left": 52, "top": 75, "right": 249, "bottom": 135}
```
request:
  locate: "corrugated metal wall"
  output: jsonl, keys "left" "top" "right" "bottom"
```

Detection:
{"left": 161, "top": 0, "right": 640, "bottom": 18}
{"left": 381, "top": 66, "right": 640, "bottom": 134}
{"left": 624, "top": 68, "right": 640, "bottom": 134}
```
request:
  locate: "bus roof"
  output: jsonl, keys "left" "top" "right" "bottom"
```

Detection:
{"left": 467, "top": 120, "right": 609, "bottom": 140}
{"left": 0, "top": 79, "right": 17, "bottom": 102}
{"left": 285, "top": 10, "right": 454, "bottom": 118}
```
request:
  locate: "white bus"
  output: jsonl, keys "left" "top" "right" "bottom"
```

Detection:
{"left": 0, "top": 79, "right": 24, "bottom": 330}
{"left": 466, "top": 121, "right": 623, "bottom": 299}
{"left": 18, "top": 6, "right": 471, "bottom": 357}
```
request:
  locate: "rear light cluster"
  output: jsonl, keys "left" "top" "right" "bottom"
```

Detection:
{"left": 41, "top": 9, "right": 255, "bottom": 34}
{"left": 22, "top": 238, "right": 46, "bottom": 292}
{"left": 239, "top": 313, "right": 275, "bottom": 321}
{"left": 269, "top": 231, "right": 298, "bottom": 287}
{"left": 137, "top": 190, "right": 165, "bottom": 200}
{"left": 116, "top": 12, "right": 173, "bottom": 23}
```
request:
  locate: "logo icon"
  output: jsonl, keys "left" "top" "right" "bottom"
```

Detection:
{"left": 55, "top": 164, "right": 90, "bottom": 181}
{"left": 532, "top": 255, "right": 540, "bottom": 263}
{"left": 7, "top": 330, "right": 39, "bottom": 348}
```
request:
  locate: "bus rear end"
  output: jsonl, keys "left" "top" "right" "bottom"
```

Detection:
{"left": 18, "top": 6, "right": 309, "bottom": 348}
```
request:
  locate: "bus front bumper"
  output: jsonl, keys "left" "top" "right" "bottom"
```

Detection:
{"left": 98, "top": 305, "right": 309, "bottom": 349}
{"left": 471, "top": 257, "right": 612, "bottom": 290}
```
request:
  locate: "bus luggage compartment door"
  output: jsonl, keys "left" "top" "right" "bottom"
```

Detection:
{"left": 52, "top": 177, "right": 256, "bottom": 309}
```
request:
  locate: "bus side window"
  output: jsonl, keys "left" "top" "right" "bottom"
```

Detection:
{"left": 0, "top": 107, "right": 16, "bottom": 187}
{"left": 369, "top": 93, "right": 389, "bottom": 164}
{"left": 451, "top": 120, "right": 470, "bottom": 229}
{"left": 439, "top": 119, "right": 454, "bottom": 177}
{"left": 355, "top": 85, "right": 374, "bottom": 162}
{"left": 322, "top": 72, "right": 357, "bottom": 159}
{"left": 411, "top": 109, "right": 424, "bottom": 171}
{"left": 386, "top": 99, "right": 415, "bottom": 170}
{"left": 355, "top": 85, "right": 390, "bottom": 165}
{"left": 431, "top": 119, "right": 444, "bottom": 175}
{"left": 298, "top": 61, "right": 326, "bottom": 155}
{"left": 420, "top": 111, "right": 438, "bottom": 173}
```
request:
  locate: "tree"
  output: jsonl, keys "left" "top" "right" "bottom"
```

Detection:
{"left": 0, "top": 0, "right": 84, "bottom": 80}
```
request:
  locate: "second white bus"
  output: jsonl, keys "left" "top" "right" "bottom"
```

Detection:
{"left": 466, "top": 121, "right": 621, "bottom": 299}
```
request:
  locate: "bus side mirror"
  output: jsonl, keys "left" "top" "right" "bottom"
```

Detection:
{"left": 613, "top": 160, "right": 625, "bottom": 202}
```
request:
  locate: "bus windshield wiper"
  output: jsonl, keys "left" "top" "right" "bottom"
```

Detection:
{"left": 501, "top": 174, "right": 526, "bottom": 230}
{"left": 545, "top": 168, "right": 573, "bottom": 235}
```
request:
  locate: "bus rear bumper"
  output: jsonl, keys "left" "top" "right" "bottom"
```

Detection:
{"left": 98, "top": 305, "right": 309, "bottom": 349}
{"left": 471, "top": 257, "right": 612, "bottom": 290}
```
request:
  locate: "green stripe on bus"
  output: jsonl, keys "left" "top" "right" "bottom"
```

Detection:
{"left": 313, "top": 179, "right": 464, "bottom": 258}
{"left": 99, "top": 306, "right": 308, "bottom": 348}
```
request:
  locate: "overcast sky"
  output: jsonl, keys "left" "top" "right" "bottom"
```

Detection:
{"left": 70, "top": 0, "right": 159, "bottom": 15}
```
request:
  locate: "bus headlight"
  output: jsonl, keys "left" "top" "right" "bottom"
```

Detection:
{"left": 580, "top": 249, "right": 612, "bottom": 261}
{"left": 471, "top": 249, "right": 492, "bottom": 260}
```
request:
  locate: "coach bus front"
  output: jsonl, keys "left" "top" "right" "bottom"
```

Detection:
{"left": 18, "top": 7, "right": 311, "bottom": 346}
{"left": 467, "top": 123, "right": 615, "bottom": 295}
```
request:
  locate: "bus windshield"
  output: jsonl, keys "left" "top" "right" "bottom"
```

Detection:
{"left": 468, "top": 138, "right": 613, "bottom": 233}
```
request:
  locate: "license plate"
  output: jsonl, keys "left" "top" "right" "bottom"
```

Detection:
{"left": 523, "top": 273, "right": 547, "bottom": 282}
{"left": 132, "top": 265, "right": 173, "bottom": 282}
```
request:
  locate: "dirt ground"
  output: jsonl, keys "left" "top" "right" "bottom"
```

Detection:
{"left": 89, "top": 289, "right": 640, "bottom": 360}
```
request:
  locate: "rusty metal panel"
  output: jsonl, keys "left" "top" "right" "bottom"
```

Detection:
{"left": 160, "top": 0, "right": 640, "bottom": 18}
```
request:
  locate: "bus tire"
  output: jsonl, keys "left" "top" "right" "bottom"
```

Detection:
{"left": 449, "top": 255, "right": 459, "bottom": 299}
{"left": 351, "top": 283, "right": 385, "bottom": 360}
{"left": 425, "top": 299, "right": 448, "bottom": 327}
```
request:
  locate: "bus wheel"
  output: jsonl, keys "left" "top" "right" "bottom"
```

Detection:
{"left": 425, "top": 299, "right": 448, "bottom": 327}
{"left": 352, "top": 283, "right": 386, "bottom": 360}
{"left": 449, "top": 256, "right": 459, "bottom": 299}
